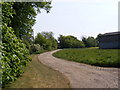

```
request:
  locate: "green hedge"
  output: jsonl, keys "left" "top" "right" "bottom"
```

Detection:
{"left": 1, "top": 24, "right": 31, "bottom": 87}
{"left": 1, "top": 2, "right": 31, "bottom": 87}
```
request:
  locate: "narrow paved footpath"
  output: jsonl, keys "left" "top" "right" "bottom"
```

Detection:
{"left": 38, "top": 50, "right": 118, "bottom": 88}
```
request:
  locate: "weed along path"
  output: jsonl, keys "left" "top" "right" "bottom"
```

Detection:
{"left": 38, "top": 49, "right": 118, "bottom": 88}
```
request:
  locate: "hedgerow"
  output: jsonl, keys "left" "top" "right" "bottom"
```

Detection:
{"left": 30, "top": 44, "right": 43, "bottom": 54}
{"left": 1, "top": 2, "right": 31, "bottom": 87}
{"left": 1, "top": 25, "right": 31, "bottom": 87}
{"left": 1, "top": 1, "right": 52, "bottom": 87}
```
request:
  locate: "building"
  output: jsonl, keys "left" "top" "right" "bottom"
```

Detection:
{"left": 98, "top": 31, "right": 120, "bottom": 49}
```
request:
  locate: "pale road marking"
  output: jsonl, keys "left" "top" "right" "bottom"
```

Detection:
{"left": 38, "top": 49, "right": 119, "bottom": 88}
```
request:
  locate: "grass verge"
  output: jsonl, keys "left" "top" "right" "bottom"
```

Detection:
{"left": 5, "top": 54, "right": 70, "bottom": 88}
{"left": 53, "top": 48, "right": 119, "bottom": 67}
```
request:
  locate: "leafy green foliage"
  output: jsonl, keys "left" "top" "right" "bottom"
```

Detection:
{"left": 1, "top": 2, "right": 35, "bottom": 87}
{"left": 58, "top": 35, "right": 85, "bottom": 48}
{"left": 1, "top": 1, "right": 52, "bottom": 88}
{"left": 35, "top": 32, "right": 58, "bottom": 51}
{"left": 10, "top": 2, "right": 52, "bottom": 44}
{"left": 53, "top": 48, "right": 119, "bottom": 67}
{"left": 35, "top": 33, "right": 47, "bottom": 47}
{"left": 82, "top": 36, "right": 98, "bottom": 47}
{"left": 1, "top": 2, "right": 15, "bottom": 26}
{"left": 1, "top": 24, "right": 31, "bottom": 87}
{"left": 30, "top": 44, "right": 43, "bottom": 54}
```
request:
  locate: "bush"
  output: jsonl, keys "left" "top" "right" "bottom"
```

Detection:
{"left": 22, "top": 40, "right": 31, "bottom": 50}
{"left": 30, "top": 44, "right": 43, "bottom": 54}
{"left": 1, "top": 24, "right": 31, "bottom": 87}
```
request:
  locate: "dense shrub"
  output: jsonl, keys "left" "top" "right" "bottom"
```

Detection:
{"left": 1, "top": 24, "right": 31, "bottom": 87}
{"left": 30, "top": 44, "right": 43, "bottom": 54}
{"left": 1, "top": 2, "right": 31, "bottom": 87}
{"left": 22, "top": 40, "right": 31, "bottom": 50}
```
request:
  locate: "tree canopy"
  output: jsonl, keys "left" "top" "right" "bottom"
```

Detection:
{"left": 35, "top": 32, "right": 58, "bottom": 50}
{"left": 82, "top": 36, "right": 98, "bottom": 47}
{"left": 58, "top": 35, "right": 85, "bottom": 48}
{"left": 7, "top": 2, "right": 52, "bottom": 44}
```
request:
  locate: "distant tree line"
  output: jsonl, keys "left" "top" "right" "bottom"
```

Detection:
{"left": 58, "top": 35, "right": 85, "bottom": 48}
{"left": 56, "top": 35, "right": 98, "bottom": 49}
{"left": 82, "top": 36, "right": 98, "bottom": 47}
{"left": 33, "top": 33, "right": 98, "bottom": 50}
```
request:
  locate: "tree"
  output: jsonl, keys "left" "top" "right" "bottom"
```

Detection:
{"left": 82, "top": 36, "right": 98, "bottom": 47}
{"left": 35, "top": 33, "right": 47, "bottom": 47}
{"left": 58, "top": 35, "right": 85, "bottom": 48}
{"left": 81, "top": 37, "right": 87, "bottom": 47}
{"left": 96, "top": 33, "right": 102, "bottom": 47}
{"left": 9, "top": 2, "right": 52, "bottom": 44}
{"left": 41, "top": 32, "right": 58, "bottom": 49}
{"left": 41, "top": 31, "right": 53, "bottom": 39}
{"left": 35, "top": 32, "right": 58, "bottom": 50}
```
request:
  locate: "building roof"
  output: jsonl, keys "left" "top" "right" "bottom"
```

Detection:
{"left": 101, "top": 31, "right": 120, "bottom": 36}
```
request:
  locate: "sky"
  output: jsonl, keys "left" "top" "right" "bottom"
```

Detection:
{"left": 33, "top": 0, "right": 119, "bottom": 40}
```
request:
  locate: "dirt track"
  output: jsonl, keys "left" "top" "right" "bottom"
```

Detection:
{"left": 38, "top": 49, "right": 119, "bottom": 88}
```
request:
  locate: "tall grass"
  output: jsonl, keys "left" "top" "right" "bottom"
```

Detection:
{"left": 53, "top": 48, "right": 119, "bottom": 67}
